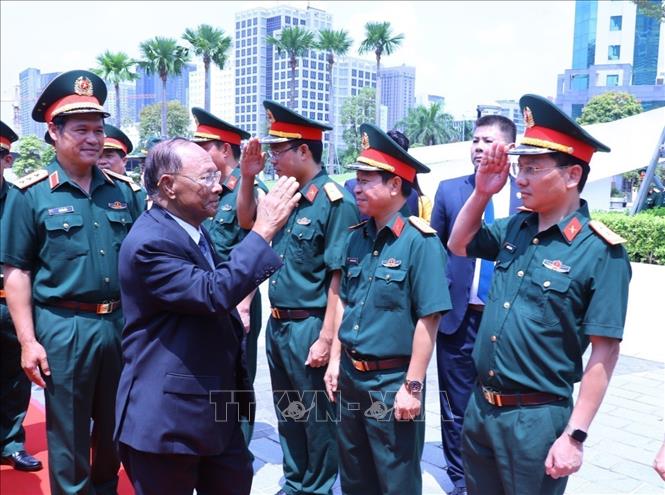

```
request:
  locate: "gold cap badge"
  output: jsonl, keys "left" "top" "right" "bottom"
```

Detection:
{"left": 74, "top": 76, "right": 94, "bottom": 97}
{"left": 361, "top": 132, "right": 370, "bottom": 150}
{"left": 523, "top": 106, "right": 535, "bottom": 128}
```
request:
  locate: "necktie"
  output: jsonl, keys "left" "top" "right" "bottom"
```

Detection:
{"left": 198, "top": 234, "right": 215, "bottom": 269}
{"left": 477, "top": 199, "right": 495, "bottom": 303}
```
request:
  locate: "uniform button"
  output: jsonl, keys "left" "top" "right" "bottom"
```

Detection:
{"left": 532, "top": 238, "right": 539, "bottom": 245}
{"left": 373, "top": 250, "right": 379, "bottom": 256}
{"left": 360, "top": 301, "right": 364, "bottom": 306}
{"left": 104, "top": 277, "right": 110, "bottom": 283}
{"left": 491, "top": 335, "right": 497, "bottom": 342}
{"left": 271, "top": 280, "right": 276, "bottom": 285}
{"left": 99, "top": 249, "right": 105, "bottom": 255}
{"left": 543, "top": 280, "right": 551, "bottom": 288}
{"left": 353, "top": 324, "right": 359, "bottom": 330}
{"left": 368, "top": 276, "right": 373, "bottom": 281}
{"left": 385, "top": 274, "right": 391, "bottom": 280}
{"left": 63, "top": 222, "right": 70, "bottom": 229}
{"left": 503, "top": 301, "right": 510, "bottom": 309}
{"left": 280, "top": 254, "right": 284, "bottom": 259}
{"left": 488, "top": 370, "right": 495, "bottom": 377}
{"left": 517, "top": 270, "right": 524, "bottom": 278}
{"left": 93, "top": 222, "right": 100, "bottom": 228}
{"left": 286, "top": 228, "right": 291, "bottom": 233}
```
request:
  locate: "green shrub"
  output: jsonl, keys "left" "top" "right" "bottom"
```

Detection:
{"left": 592, "top": 211, "right": 665, "bottom": 265}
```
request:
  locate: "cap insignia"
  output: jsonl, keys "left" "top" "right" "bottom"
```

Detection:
{"left": 361, "top": 132, "right": 370, "bottom": 151}
{"left": 523, "top": 106, "right": 535, "bottom": 128}
{"left": 74, "top": 76, "right": 93, "bottom": 97}
{"left": 266, "top": 109, "right": 275, "bottom": 126}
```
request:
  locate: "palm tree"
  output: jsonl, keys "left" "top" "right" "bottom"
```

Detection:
{"left": 317, "top": 29, "right": 352, "bottom": 174}
{"left": 399, "top": 103, "right": 454, "bottom": 146}
{"left": 92, "top": 51, "right": 138, "bottom": 126}
{"left": 182, "top": 24, "right": 232, "bottom": 112}
{"left": 267, "top": 26, "right": 315, "bottom": 109}
{"left": 358, "top": 22, "right": 404, "bottom": 126}
{"left": 139, "top": 37, "right": 190, "bottom": 137}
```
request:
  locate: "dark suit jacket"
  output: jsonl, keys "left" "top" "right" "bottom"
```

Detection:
{"left": 431, "top": 174, "right": 521, "bottom": 335}
{"left": 115, "top": 205, "right": 281, "bottom": 455}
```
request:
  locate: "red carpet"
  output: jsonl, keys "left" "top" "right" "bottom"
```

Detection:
{"left": 0, "top": 399, "right": 134, "bottom": 495}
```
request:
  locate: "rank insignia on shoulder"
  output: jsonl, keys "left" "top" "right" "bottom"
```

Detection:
{"left": 381, "top": 258, "right": 402, "bottom": 268}
{"left": 543, "top": 259, "right": 571, "bottom": 273}
{"left": 323, "top": 182, "right": 343, "bottom": 202}
{"left": 408, "top": 215, "right": 436, "bottom": 234}
{"left": 588, "top": 220, "right": 626, "bottom": 245}
{"left": 48, "top": 205, "right": 75, "bottom": 216}
{"left": 296, "top": 217, "right": 311, "bottom": 225}
{"left": 15, "top": 169, "right": 49, "bottom": 189}
{"left": 102, "top": 169, "right": 141, "bottom": 191}
{"left": 221, "top": 203, "right": 233, "bottom": 211}
{"left": 108, "top": 201, "right": 127, "bottom": 210}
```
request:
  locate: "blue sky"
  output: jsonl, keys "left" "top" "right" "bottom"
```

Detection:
{"left": 0, "top": 0, "right": 575, "bottom": 122}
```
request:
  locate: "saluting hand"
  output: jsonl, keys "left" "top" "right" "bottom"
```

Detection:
{"left": 252, "top": 176, "right": 301, "bottom": 243}
{"left": 544, "top": 433, "right": 583, "bottom": 479}
{"left": 21, "top": 341, "right": 50, "bottom": 388}
{"left": 475, "top": 142, "right": 510, "bottom": 196}
{"left": 240, "top": 138, "right": 266, "bottom": 178}
{"left": 394, "top": 384, "right": 421, "bottom": 421}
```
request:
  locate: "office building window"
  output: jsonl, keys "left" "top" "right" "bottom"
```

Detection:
{"left": 608, "top": 45, "right": 620, "bottom": 60}
{"left": 606, "top": 74, "right": 619, "bottom": 86}
{"left": 571, "top": 74, "right": 589, "bottom": 90}
{"left": 610, "top": 16, "right": 622, "bottom": 31}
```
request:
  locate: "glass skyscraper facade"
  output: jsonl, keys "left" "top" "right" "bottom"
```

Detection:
{"left": 632, "top": 0, "right": 661, "bottom": 85}
{"left": 572, "top": 0, "right": 597, "bottom": 70}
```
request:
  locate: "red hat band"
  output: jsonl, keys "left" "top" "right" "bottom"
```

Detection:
{"left": 0, "top": 136, "right": 11, "bottom": 151}
{"left": 44, "top": 94, "right": 104, "bottom": 123}
{"left": 104, "top": 137, "right": 128, "bottom": 154}
{"left": 269, "top": 121, "right": 323, "bottom": 141}
{"left": 357, "top": 148, "right": 416, "bottom": 183}
{"left": 522, "top": 125, "right": 595, "bottom": 163}
{"left": 195, "top": 124, "right": 242, "bottom": 145}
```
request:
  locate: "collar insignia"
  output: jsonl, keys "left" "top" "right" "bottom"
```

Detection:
{"left": 49, "top": 171, "right": 60, "bottom": 189}
{"left": 296, "top": 217, "right": 311, "bottom": 225}
{"left": 108, "top": 201, "right": 127, "bottom": 210}
{"left": 74, "top": 76, "right": 93, "bottom": 96}
{"left": 563, "top": 217, "right": 582, "bottom": 243}
{"left": 381, "top": 257, "right": 402, "bottom": 268}
{"left": 305, "top": 184, "right": 319, "bottom": 202}
{"left": 225, "top": 174, "right": 238, "bottom": 190}
{"left": 390, "top": 215, "right": 405, "bottom": 237}
{"left": 543, "top": 259, "right": 571, "bottom": 273}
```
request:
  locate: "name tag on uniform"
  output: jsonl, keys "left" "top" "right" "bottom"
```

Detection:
{"left": 48, "top": 205, "right": 74, "bottom": 216}
{"left": 503, "top": 242, "right": 516, "bottom": 253}
{"left": 346, "top": 257, "right": 359, "bottom": 265}
{"left": 108, "top": 201, "right": 128, "bottom": 210}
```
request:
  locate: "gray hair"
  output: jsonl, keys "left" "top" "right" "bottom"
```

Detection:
{"left": 143, "top": 137, "right": 190, "bottom": 197}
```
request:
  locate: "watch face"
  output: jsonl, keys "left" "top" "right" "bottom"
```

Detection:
{"left": 571, "top": 429, "right": 587, "bottom": 443}
{"left": 406, "top": 380, "right": 423, "bottom": 393}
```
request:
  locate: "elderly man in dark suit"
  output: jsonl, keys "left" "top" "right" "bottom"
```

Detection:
{"left": 430, "top": 115, "right": 519, "bottom": 495}
{"left": 114, "top": 138, "right": 301, "bottom": 495}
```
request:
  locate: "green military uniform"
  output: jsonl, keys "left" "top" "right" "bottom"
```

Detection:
{"left": 0, "top": 70, "right": 138, "bottom": 495}
{"left": 259, "top": 100, "right": 359, "bottom": 495}
{"left": 461, "top": 94, "right": 632, "bottom": 495}
{"left": 337, "top": 124, "right": 452, "bottom": 495}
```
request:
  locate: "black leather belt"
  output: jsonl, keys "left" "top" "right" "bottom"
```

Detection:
{"left": 270, "top": 307, "right": 325, "bottom": 320}
{"left": 45, "top": 299, "right": 121, "bottom": 315}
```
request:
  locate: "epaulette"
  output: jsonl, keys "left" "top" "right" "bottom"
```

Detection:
{"left": 408, "top": 215, "right": 436, "bottom": 234}
{"left": 102, "top": 169, "right": 142, "bottom": 192}
{"left": 348, "top": 220, "right": 368, "bottom": 230}
{"left": 588, "top": 220, "right": 626, "bottom": 245}
{"left": 323, "top": 182, "right": 343, "bottom": 202}
{"left": 15, "top": 169, "right": 48, "bottom": 190}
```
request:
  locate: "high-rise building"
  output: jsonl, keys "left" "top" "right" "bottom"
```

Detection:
{"left": 556, "top": 0, "right": 665, "bottom": 119}
{"left": 415, "top": 94, "right": 445, "bottom": 108}
{"left": 134, "top": 63, "right": 197, "bottom": 121}
{"left": 18, "top": 67, "right": 60, "bottom": 137}
{"left": 104, "top": 80, "right": 137, "bottom": 127}
{"left": 381, "top": 65, "right": 416, "bottom": 130}
{"left": 188, "top": 58, "right": 236, "bottom": 124}
{"left": 477, "top": 99, "right": 524, "bottom": 135}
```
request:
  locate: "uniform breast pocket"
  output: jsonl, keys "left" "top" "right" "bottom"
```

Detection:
{"left": 290, "top": 226, "right": 318, "bottom": 264}
{"left": 43, "top": 214, "right": 88, "bottom": 259}
{"left": 523, "top": 266, "right": 571, "bottom": 326}
{"left": 373, "top": 267, "right": 407, "bottom": 311}
{"left": 488, "top": 254, "right": 514, "bottom": 301}
{"left": 344, "top": 265, "right": 362, "bottom": 302}
{"left": 105, "top": 210, "right": 134, "bottom": 249}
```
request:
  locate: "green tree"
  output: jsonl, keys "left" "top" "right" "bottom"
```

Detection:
{"left": 398, "top": 102, "right": 454, "bottom": 146}
{"left": 577, "top": 91, "right": 643, "bottom": 125}
{"left": 182, "top": 24, "right": 232, "bottom": 112}
{"left": 139, "top": 101, "right": 191, "bottom": 144}
{"left": 340, "top": 87, "right": 376, "bottom": 165}
{"left": 12, "top": 136, "right": 52, "bottom": 177}
{"left": 267, "top": 26, "right": 315, "bottom": 108}
{"left": 631, "top": 0, "right": 665, "bottom": 21}
{"left": 358, "top": 21, "right": 404, "bottom": 125}
{"left": 92, "top": 51, "right": 138, "bottom": 126}
{"left": 138, "top": 37, "right": 190, "bottom": 137}
{"left": 317, "top": 28, "right": 352, "bottom": 174}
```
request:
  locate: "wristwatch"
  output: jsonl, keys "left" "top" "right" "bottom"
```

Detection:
{"left": 405, "top": 379, "right": 424, "bottom": 393}
{"left": 565, "top": 424, "right": 588, "bottom": 444}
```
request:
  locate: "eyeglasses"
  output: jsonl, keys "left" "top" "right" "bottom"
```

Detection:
{"left": 266, "top": 144, "right": 300, "bottom": 161}
{"left": 510, "top": 163, "right": 570, "bottom": 178}
{"left": 171, "top": 170, "right": 222, "bottom": 189}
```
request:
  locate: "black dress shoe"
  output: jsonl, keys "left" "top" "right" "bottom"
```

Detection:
{"left": 1, "top": 450, "right": 43, "bottom": 471}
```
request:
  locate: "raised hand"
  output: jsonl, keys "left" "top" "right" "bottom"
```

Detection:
{"left": 476, "top": 142, "right": 510, "bottom": 196}
{"left": 251, "top": 176, "right": 301, "bottom": 242}
{"left": 240, "top": 138, "right": 266, "bottom": 179}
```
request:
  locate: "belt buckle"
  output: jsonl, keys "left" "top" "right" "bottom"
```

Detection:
{"left": 483, "top": 388, "right": 502, "bottom": 407}
{"left": 351, "top": 357, "right": 368, "bottom": 372}
{"left": 97, "top": 302, "right": 112, "bottom": 315}
{"left": 271, "top": 308, "right": 281, "bottom": 319}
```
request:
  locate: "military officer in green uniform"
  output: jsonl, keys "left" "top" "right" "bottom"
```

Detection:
{"left": 1, "top": 70, "right": 140, "bottom": 495}
{"left": 97, "top": 123, "right": 147, "bottom": 212}
{"left": 448, "top": 94, "right": 632, "bottom": 495}
{"left": 0, "top": 121, "right": 43, "bottom": 472}
{"left": 237, "top": 101, "right": 359, "bottom": 495}
{"left": 323, "top": 123, "right": 451, "bottom": 495}
{"left": 191, "top": 106, "right": 268, "bottom": 448}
